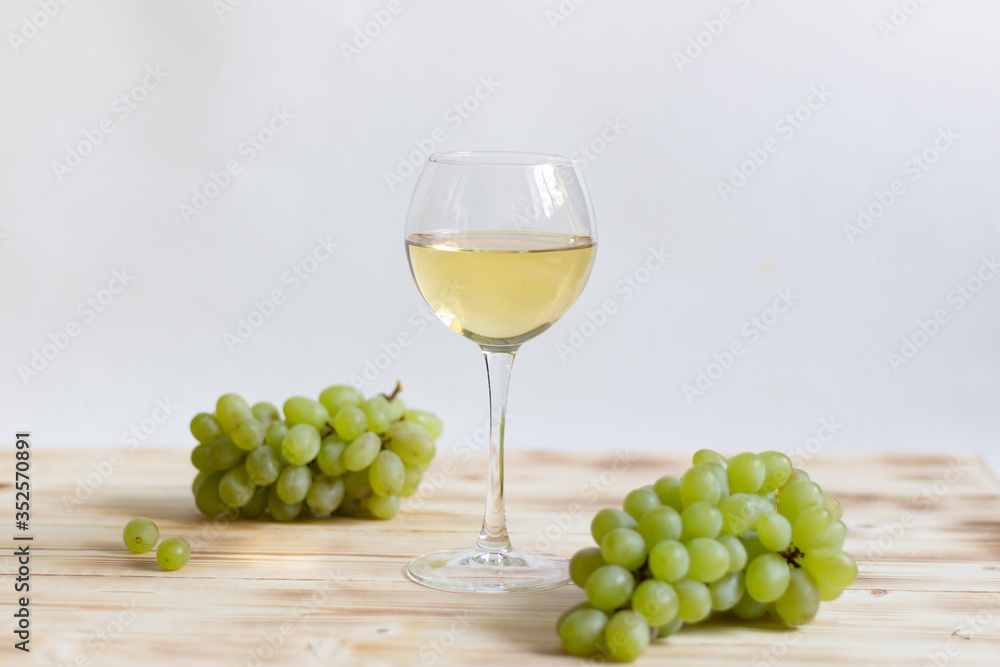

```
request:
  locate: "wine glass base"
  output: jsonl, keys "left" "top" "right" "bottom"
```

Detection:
{"left": 407, "top": 546, "right": 569, "bottom": 593}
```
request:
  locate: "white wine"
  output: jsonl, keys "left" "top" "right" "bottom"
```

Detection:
{"left": 406, "top": 230, "right": 596, "bottom": 347}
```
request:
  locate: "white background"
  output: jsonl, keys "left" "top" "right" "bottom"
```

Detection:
{"left": 3, "top": 1, "right": 999, "bottom": 474}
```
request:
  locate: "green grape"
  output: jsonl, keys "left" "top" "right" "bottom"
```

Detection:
{"left": 787, "top": 467, "right": 811, "bottom": 485}
{"left": 655, "top": 617, "right": 684, "bottom": 637}
{"left": 251, "top": 401, "right": 280, "bottom": 426}
{"left": 190, "top": 443, "right": 212, "bottom": 472}
{"left": 343, "top": 432, "right": 381, "bottom": 471}
{"left": 332, "top": 406, "right": 368, "bottom": 441}
{"left": 206, "top": 436, "right": 246, "bottom": 471}
{"left": 799, "top": 547, "right": 857, "bottom": 592}
{"left": 604, "top": 610, "right": 649, "bottom": 663}
{"left": 265, "top": 421, "right": 289, "bottom": 450}
{"left": 123, "top": 517, "right": 159, "bottom": 554}
{"left": 192, "top": 471, "right": 208, "bottom": 496}
{"left": 216, "top": 393, "right": 252, "bottom": 433}
{"left": 717, "top": 534, "right": 747, "bottom": 573}
{"left": 740, "top": 531, "right": 767, "bottom": 562}
{"left": 623, "top": 487, "right": 661, "bottom": 521}
{"left": 190, "top": 412, "right": 223, "bottom": 445}
{"left": 558, "top": 608, "right": 608, "bottom": 657}
{"left": 570, "top": 547, "right": 605, "bottom": 587}
{"left": 403, "top": 409, "right": 443, "bottom": 439}
{"left": 680, "top": 501, "right": 723, "bottom": 539}
{"left": 240, "top": 486, "right": 268, "bottom": 519}
{"left": 343, "top": 469, "right": 374, "bottom": 500}
{"left": 231, "top": 417, "right": 266, "bottom": 452}
{"left": 820, "top": 519, "right": 847, "bottom": 549}
{"left": 822, "top": 492, "right": 843, "bottom": 519}
{"left": 757, "top": 512, "right": 793, "bottom": 552}
{"left": 793, "top": 505, "right": 833, "bottom": 549}
{"left": 317, "top": 440, "right": 348, "bottom": 477}
{"left": 319, "top": 384, "right": 364, "bottom": 416}
{"left": 774, "top": 568, "right": 821, "bottom": 625}
{"left": 556, "top": 601, "right": 599, "bottom": 633}
{"left": 194, "top": 471, "right": 228, "bottom": 516}
{"left": 718, "top": 493, "right": 759, "bottom": 535}
{"left": 745, "top": 553, "right": 791, "bottom": 602}
{"left": 653, "top": 475, "right": 683, "bottom": 511}
{"left": 400, "top": 462, "right": 423, "bottom": 497}
{"left": 387, "top": 427, "right": 436, "bottom": 467}
{"left": 276, "top": 465, "right": 312, "bottom": 504}
{"left": 282, "top": 396, "right": 331, "bottom": 430}
{"left": 585, "top": 564, "right": 635, "bottom": 611}
{"left": 685, "top": 537, "right": 730, "bottom": 583}
{"left": 389, "top": 419, "right": 431, "bottom": 438}
{"left": 369, "top": 450, "right": 405, "bottom": 497}
{"left": 693, "top": 448, "right": 728, "bottom": 467}
{"left": 600, "top": 528, "right": 647, "bottom": 571}
{"left": 591, "top": 508, "right": 639, "bottom": 544}
{"left": 679, "top": 464, "right": 723, "bottom": 507}
{"left": 731, "top": 591, "right": 769, "bottom": 620}
{"left": 335, "top": 496, "right": 363, "bottom": 516}
{"left": 267, "top": 485, "right": 302, "bottom": 522}
{"left": 776, "top": 480, "right": 823, "bottom": 522}
{"left": 674, "top": 578, "right": 712, "bottom": 623}
{"left": 156, "top": 537, "right": 190, "bottom": 571}
{"left": 281, "top": 424, "right": 322, "bottom": 466}
{"left": 365, "top": 494, "right": 401, "bottom": 519}
{"left": 387, "top": 396, "right": 406, "bottom": 422}
{"left": 219, "top": 466, "right": 256, "bottom": 508}
{"left": 727, "top": 452, "right": 765, "bottom": 494}
{"left": 759, "top": 450, "right": 793, "bottom": 493}
{"left": 245, "top": 445, "right": 282, "bottom": 486}
{"left": 631, "top": 579, "right": 679, "bottom": 626}
{"left": 703, "top": 462, "right": 730, "bottom": 497}
{"left": 709, "top": 571, "right": 744, "bottom": 611}
{"left": 306, "top": 474, "right": 345, "bottom": 515}
{"left": 638, "top": 505, "right": 683, "bottom": 546}
{"left": 361, "top": 395, "right": 392, "bottom": 434}
{"left": 648, "top": 539, "right": 689, "bottom": 583}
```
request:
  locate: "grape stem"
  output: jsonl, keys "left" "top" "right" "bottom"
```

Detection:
{"left": 383, "top": 381, "right": 403, "bottom": 403}
{"left": 780, "top": 545, "right": 805, "bottom": 567}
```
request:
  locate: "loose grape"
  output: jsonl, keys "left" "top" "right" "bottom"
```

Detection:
{"left": 190, "top": 443, "right": 212, "bottom": 472}
{"left": 245, "top": 445, "right": 282, "bottom": 486}
{"left": 400, "top": 462, "right": 423, "bottom": 497}
{"left": 361, "top": 396, "right": 392, "bottom": 434}
{"left": 403, "top": 409, "right": 443, "bottom": 439}
{"left": 759, "top": 451, "right": 793, "bottom": 493}
{"left": 648, "top": 539, "right": 689, "bottom": 583}
{"left": 558, "top": 608, "right": 608, "bottom": 657}
{"left": 600, "top": 527, "right": 647, "bottom": 571}
{"left": 283, "top": 396, "right": 330, "bottom": 430}
{"left": 774, "top": 568, "right": 821, "bottom": 625}
{"left": 718, "top": 493, "right": 760, "bottom": 535}
{"left": 251, "top": 401, "right": 281, "bottom": 426}
{"left": 387, "top": 427, "right": 436, "bottom": 467}
{"left": 604, "top": 610, "right": 649, "bottom": 662}
{"left": 333, "top": 406, "right": 368, "bottom": 441}
{"left": 727, "top": 452, "right": 766, "bottom": 494}
{"left": 369, "top": 450, "right": 405, "bottom": 497}
{"left": 265, "top": 421, "right": 289, "bottom": 450}
{"left": 343, "top": 432, "right": 381, "bottom": 471}
{"left": 281, "top": 423, "right": 322, "bottom": 466}
{"left": 231, "top": 417, "right": 266, "bottom": 451}
{"left": 631, "top": 579, "right": 679, "bottom": 626}
{"left": 745, "top": 553, "right": 791, "bottom": 602}
{"left": 306, "top": 474, "right": 345, "bottom": 515}
{"left": 674, "top": 577, "right": 712, "bottom": 623}
{"left": 123, "top": 518, "right": 159, "bottom": 554}
{"left": 206, "top": 436, "right": 246, "bottom": 471}
{"left": 190, "top": 412, "right": 223, "bottom": 445}
{"left": 240, "top": 486, "right": 268, "bottom": 519}
{"left": 276, "top": 465, "right": 312, "bottom": 504}
{"left": 365, "top": 494, "right": 401, "bottom": 519}
{"left": 319, "top": 385, "right": 364, "bottom": 416}
{"left": 637, "top": 505, "right": 683, "bottom": 546}
{"left": 681, "top": 501, "right": 723, "bottom": 540}
{"left": 709, "top": 571, "right": 745, "bottom": 611}
{"left": 219, "top": 466, "right": 256, "bottom": 508}
{"left": 685, "top": 537, "right": 730, "bottom": 583}
{"left": 316, "top": 439, "right": 348, "bottom": 477}
{"left": 585, "top": 564, "right": 635, "bottom": 611}
{"left": 267, "top": 485, "right": 302, "bottom": 522}
{"left": 156, "top": 537, "right": 190, "bottom": 571}
{"left": 652, "top": 475, "right": 683, "bottom": 511}
{"left": 570, "top": 547, "right": 605, "bottom": 587}
{"left": 591, "top": 508, "right": 639, "bottom": 544}
{"left": 693, "top": 449, "right": 728, "bottom": 467}
{"left": 216, "top": 393, "right": 252, "bottom": 433}
{"left": 757, "top": 512, "right": 793, "bottom": 552}
{"left": 679, "top": 464, "right": 723, "bottom": 507}
{"left": 623, "top": 487, "right": 661, "bottom": 521}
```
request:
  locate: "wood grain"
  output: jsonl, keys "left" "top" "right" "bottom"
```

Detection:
{"left": 1, "top": 449, "right": 999, "bottom": 666}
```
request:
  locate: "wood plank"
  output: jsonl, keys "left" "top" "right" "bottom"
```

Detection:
{"left": 1, "top": 449, "right": 999, "bottom": 666}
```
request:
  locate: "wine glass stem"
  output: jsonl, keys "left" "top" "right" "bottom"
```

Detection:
{"left": 476, "top": 348, "right": 518, "bottom": 553}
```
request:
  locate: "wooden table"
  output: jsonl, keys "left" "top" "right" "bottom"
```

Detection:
{"left": 2, "top": 449, "right": 999, "bottom": 666}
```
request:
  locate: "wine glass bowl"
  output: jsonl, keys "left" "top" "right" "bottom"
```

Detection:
{"left": 404, "top": 151, "right": 597, "bottom": 593}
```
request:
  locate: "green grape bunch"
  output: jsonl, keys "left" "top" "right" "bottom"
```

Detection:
{"left": 559, "top": 450, "right": 858, "bottom": 662}
{"left": 188, "top": 382, "right": 442, "bottom": 522}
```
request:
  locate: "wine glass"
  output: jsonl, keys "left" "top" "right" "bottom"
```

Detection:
{"left": 403, "top": 151, "right": 597, "bottom": 592}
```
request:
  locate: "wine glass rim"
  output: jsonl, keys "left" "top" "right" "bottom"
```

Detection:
{"left": 428, "top": 151, "right": 574, "bottom": 167}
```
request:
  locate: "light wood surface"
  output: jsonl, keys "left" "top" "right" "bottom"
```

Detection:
{"left": 2, "top": 448, "right": 999, "bottom": 666}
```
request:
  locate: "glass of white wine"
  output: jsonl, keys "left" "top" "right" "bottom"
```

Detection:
{"left": 404, "top": 151, "right": 597, "bottom": 593}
